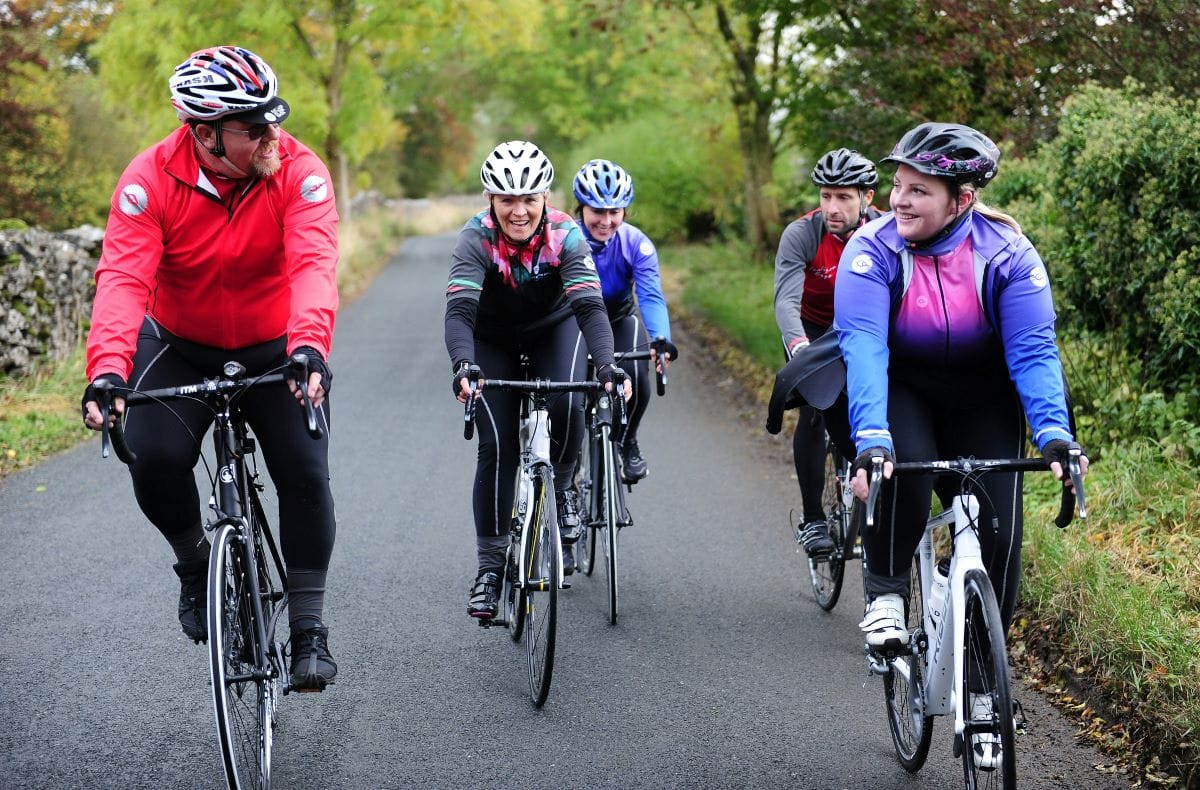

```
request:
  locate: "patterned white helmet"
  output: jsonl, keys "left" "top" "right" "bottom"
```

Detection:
{"left": 480, "top": 140, "right": 555, "bottom": 195}
{"left": 169, "top": 46, "right": 289, "bottom": 124}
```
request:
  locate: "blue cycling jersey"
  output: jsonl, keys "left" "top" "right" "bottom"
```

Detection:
{"left": 833, "top": 210, "right": 1074, "bottom": 454}
{"left": 581, "top": 221, "right": 672, "bottom": 342}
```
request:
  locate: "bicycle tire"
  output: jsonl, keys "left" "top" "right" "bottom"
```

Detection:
{"left": 961, "top": 569, "right": 1017, "bottom": 790}
{"left": 601, "top": 433, "right": 620, "bottom": 624}
{"left": 525, "top": 466, "right": 559, "bottom": 707}
{"left": 883, "top": 554, "right": 933, "bottom": 771}
{"left": 208, "top": 523, "right": 272, "bottom": 790}
{"left": 808, "top": 442, "right": 847, "bottom": 610}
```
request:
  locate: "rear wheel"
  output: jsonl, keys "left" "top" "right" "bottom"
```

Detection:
{"left": 807, "top": 442, "right": 847, "bottom": 610}
{"left": 525, "top": 467, "right": 559, "bottom": 707}
{"left": 883, "top": 554, "right": 933, "bottom": 771}
{"left": 961, "top": 569, "right": 1017, "bottom": 790}
{"left": 208, "top": 523, "right": 271, "bottom": 789}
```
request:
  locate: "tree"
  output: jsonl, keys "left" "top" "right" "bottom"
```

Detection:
{"left": 664, "top": 0, "right": 813, "bottom": 252}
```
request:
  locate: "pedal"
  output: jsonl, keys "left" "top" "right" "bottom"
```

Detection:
{"left": 1013, "top": 698, "right": 1028, "bottom": 733}
{"left": 476, "top": 617, "right": 510, "bottom": 629}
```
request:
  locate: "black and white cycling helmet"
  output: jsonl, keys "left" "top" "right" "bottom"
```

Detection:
{"left": 882, "top": 122, "right": 1000, "bottom": 187}
{"left": 811, "top": 148, "right": 878, "bottom": 188}
{"left": 573, "top": 159, "right": 635, "bottom": 209}
{"left": 169, "top": 46, "right": 289, "bottom": 124}
{"left": 480, "top": 140, "right": 555, "bottom": 195}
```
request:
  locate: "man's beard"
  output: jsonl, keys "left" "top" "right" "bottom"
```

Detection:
{"left": 251, "top": 141, "right": 282, "bottom": 178}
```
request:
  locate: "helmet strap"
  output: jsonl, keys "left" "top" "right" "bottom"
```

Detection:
{"left": 190, "top": 120, "right": 250, "bottom": 179}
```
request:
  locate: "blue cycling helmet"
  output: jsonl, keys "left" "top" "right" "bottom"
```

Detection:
{"left": 572, "top": 159, "right": 634, "bottom": 209}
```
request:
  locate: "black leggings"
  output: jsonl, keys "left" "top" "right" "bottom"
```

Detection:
{"left": 611, "top": 312, "right": 651, "bottom": 445}
{"left": 863, "top": 361, "right": 1027, "bottom": 633}
{"left": 123, "top": 318, "right": 336, "bottom": 571}
{"left": 792, "top": 321, "right": 849, "bottom": 523}
{"left": 472, "top": 318, "right": 588, "bottom": 539}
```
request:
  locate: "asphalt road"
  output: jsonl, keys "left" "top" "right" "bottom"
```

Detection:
{"left": 0, "top": 232, "right": 1130, "bottom": 789}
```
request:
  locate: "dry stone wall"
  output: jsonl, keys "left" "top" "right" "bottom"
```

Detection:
{"left": 0, "top": 226, "right": 104, "bottom": 377}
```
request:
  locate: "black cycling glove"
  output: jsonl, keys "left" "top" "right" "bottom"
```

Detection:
{"left": 595, "top": 363, "right": 622, "bottom": 389}
{"left": 292, "top": 346, "right": 332, "bottom": 395}
{"left": 1041, "top": 439, "right": 1083, "bottom": 469}
{"left": 452, "top": 362, "right": 481, "bottom": 396}
{"left": 852, "top": 446, "right": 896, "bottom": 477}
{"left": 652, "top": 338, "right": 679, "bottom": 361}
{"left": 81, "top": 373, "right": 127, "bottom": 420}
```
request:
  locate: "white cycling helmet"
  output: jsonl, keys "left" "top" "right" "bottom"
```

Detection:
{"left": 169, "top": 46, "right": 289, "bottom": 124}
{"left": 480, "top": 140, "right": 555, "bottom": 195}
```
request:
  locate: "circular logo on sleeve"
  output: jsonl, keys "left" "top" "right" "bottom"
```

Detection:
{"left": 118, "top": 184, "right": 149, "bottom": 216}
{"left": 639, "top": 240, "right": 654, "bottom": 256}
{"left": 850, "top": 254, "right": 874, "bottom": 274}
{"left": 1029, "top": 266, "right": 1048, "bottom": 289}
{"left": 300, "top": 175, "right": 329, "bottom": 203}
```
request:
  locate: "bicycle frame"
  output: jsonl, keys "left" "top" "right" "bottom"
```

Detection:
{"left": 513, "top": 393, "right": 565, "bottom": 590}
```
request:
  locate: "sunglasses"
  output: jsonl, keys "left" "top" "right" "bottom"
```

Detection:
{"left": 221, "top": 123, "right": 273, "bottom": 140}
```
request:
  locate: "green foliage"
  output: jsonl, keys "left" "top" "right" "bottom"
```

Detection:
{"left": 1036, "top": 84, "right": 1200, "bottom": 401}
{"left": 563, "top": 107, "right": 742, "bottom": 244}
{"left": 666, "top": 240, "right": 779, "bottom": 367}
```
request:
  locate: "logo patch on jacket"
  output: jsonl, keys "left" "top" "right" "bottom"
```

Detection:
{"left": 850, "top": 254, "right": 873, "bottom": 274}
{"left": 119, "top": 184, "right": 149, "bottom": 216}
{"left": 300, "top": 175, "right": 329, "bottom": 203}
{"left": 1029, "top": 266, "right": 1048, "bottom": 290}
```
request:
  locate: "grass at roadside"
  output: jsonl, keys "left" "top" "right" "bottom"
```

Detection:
{"left": 661, "top": 239, "right": 1200, "bottom": 786}
{"left": 0, "top": 198, "right": 474, "bottom": 480}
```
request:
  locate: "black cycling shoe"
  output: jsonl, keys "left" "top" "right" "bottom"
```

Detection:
{"left": 557, "top": 487, "right": 583, "bottom": 544}
{"left": 621, "top": 439, "right": 648, "bottom": 482}
{"left": 172, "top": 559, "right": 208, "bottom": 643}
{"left": 797, "top": 520, "right": 835, "bottom": 558}
{"left": 289, "top": 623, "right": 337, "bottom": 691}
{"left": 468, "top": 570, "right": 501, "bottom": 619}
{"left": 562, "top": 545, "right": 576, "bottom": 577}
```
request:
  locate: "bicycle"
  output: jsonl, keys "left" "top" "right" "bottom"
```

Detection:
{"left": 461, "top": 363, "right": 606, "bottom": 707}
{"left": 802, "top": 438, "right": 865, "bottom": 611}
{"left": 575, "top": 337, "right": 671, "bottom": 625}
{"left": 862, "top": 452, "right": 1086, "bottom": 789}
{"left": 94, "top": 354, "right": 322, "bottom": 790}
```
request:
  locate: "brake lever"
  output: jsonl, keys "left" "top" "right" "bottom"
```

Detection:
{"left": 289, "top": 353, "right": 323, "bottom": 439}
{"left": 865, "top": 456, "right": 884, "bottom": 528}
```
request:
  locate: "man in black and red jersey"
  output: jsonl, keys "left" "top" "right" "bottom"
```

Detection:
{"left": 773, "top": 149, "right": 881, "bottom": 557}
{"left": 81, "top": 46, "right": 338, "bottom": 691}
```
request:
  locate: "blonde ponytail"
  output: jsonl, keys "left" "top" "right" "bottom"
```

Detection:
{"left": 963, "top": 184, "right": 1022, "bottom": 234}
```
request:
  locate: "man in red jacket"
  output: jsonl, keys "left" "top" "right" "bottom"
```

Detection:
{"left": 81, "top": 45, "right": 338, "bottom": 691}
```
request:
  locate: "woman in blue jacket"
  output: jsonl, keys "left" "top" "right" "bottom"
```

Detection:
{"left": 835, "top": 123, "right": 1088, "bottom": 645}
{"left": 572, "top": 159, "right": 677, "bottom": 483}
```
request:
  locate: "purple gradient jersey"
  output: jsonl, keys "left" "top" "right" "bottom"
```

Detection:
{"left": 833, "top": 210, "right": 1074, "bottom": 454}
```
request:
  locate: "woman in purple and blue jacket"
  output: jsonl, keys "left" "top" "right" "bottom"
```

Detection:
{"left": 834, "top": 123, "right": 1089, "bottom": 652}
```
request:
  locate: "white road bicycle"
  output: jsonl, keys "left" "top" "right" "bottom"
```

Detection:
{"left": 863, "top": 452, "right": 1085, "bottom": 790}
{"left": 462, "top": 364, "right": 605, "bottom": 707}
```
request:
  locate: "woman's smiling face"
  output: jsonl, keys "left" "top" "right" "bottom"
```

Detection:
{"left": 489, "top": 193, "right": 546, "bottom": 242}
{"left": 889, "top": 164, "right": 961, "bottom": 242}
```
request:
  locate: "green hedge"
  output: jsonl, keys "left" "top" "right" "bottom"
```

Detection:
{"left": 989, "top": 83, "right": 1200, "bottom": 461}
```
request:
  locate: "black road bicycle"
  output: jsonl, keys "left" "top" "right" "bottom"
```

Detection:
{"left": 575, "top": 337, "right": 672, "bottom": 625}
{"left": 95, "top": 354, "right": 321, "bottom": 790}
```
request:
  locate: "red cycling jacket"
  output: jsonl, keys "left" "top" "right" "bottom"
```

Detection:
{"left": 86, "top": 125, "right": 339, "bottom": 380}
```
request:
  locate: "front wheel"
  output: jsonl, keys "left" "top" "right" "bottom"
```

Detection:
{"left": 208, "top": 523, "right": 272, "bottom": 789}
{"left": 525, "top": 466, "right": 560, "bottom": 707}
{"left": 961, "top": 569, "right": 1017, "bottom": 790}
{"left": 600, "top": 432, "right": 621, "bottom": 625}
{"left": 883, "top": 554, "right": 933, "bottom": 771}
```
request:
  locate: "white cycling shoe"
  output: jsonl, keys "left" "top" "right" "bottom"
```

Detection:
{"left": 970, "top": 692, "right": 1002, "bottom": 770}
{"left": 859, "top": 594, "right": 909, "bottom": 648}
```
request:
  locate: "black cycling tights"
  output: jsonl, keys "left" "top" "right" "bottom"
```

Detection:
{"left": 611, "top": 312, "right": 651, "bottom": 445}
{"left": 863, "top": 361, "right": 1027, "bottom": 634}
{"left": 472, "top": 317, "right": 588, "bottom": 539}
{"left": 123, "top": 318, "right": 335, "bottom": 571}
